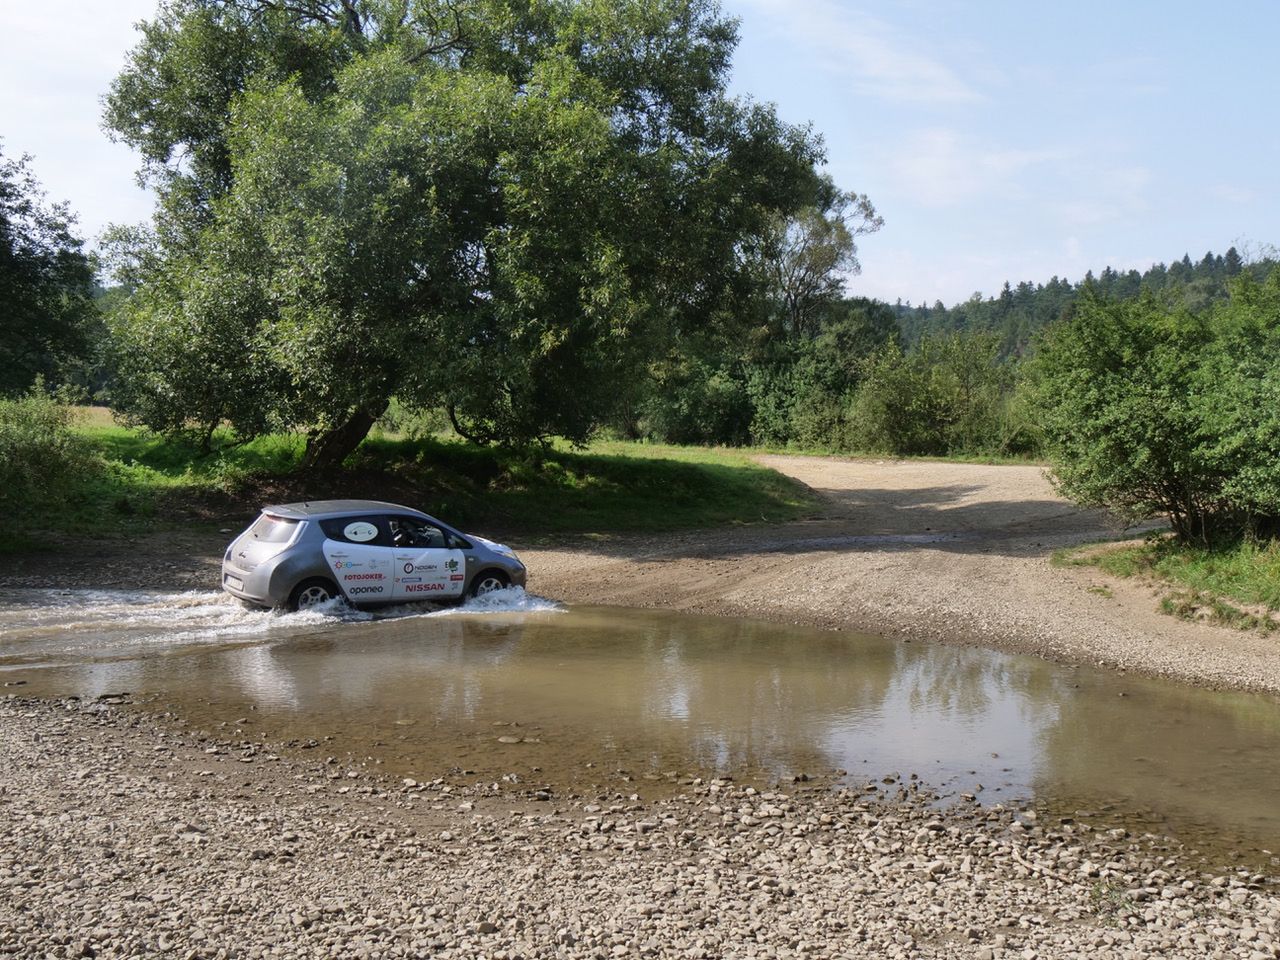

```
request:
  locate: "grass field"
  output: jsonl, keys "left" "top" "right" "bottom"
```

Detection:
{"left": 46, "top": 411, "right": 820, "bottom": 542}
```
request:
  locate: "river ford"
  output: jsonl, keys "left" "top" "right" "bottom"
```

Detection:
{"left": 4, "top": 456, "right": 1280, "bottom": 957}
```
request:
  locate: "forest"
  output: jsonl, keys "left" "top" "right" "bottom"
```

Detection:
{"left": 3, "top": 0, "right": 1280, "bottom": 552}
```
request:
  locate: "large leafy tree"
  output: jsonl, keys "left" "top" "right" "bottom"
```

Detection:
{"left": 105, "top": 0, "right": 828, "bottom": 467}
{"left": 0, "top": 145, "right": 97, "bottom": 396}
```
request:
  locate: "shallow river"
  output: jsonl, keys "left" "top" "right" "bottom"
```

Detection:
{"left": 2, "top": 588, "right": 1279, "bottom": 859}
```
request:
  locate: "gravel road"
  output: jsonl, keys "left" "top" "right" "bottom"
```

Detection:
{"left": 3, "top": 696, "right": 1277, "bottom": 960}
{"left": 524, "top": 457, "right": 1280, "bottom": 693}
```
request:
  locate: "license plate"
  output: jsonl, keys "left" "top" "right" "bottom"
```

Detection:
{"left": 224, "top": 575, "right": 243, "bottom": 591}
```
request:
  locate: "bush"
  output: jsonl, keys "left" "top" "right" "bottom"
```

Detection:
{"left": 1030, "top": 271, "right": 1280, "bottom": 542}
{"left": 0, "top": 387, "right": 96, "bottom": 526}
{"left": 639, "top": 356, "right": 753, "bottom": 446}
{"left": 376, "top": 399, "right": 454, "bottom": 439}
{"left": 849, "top": 332, "right": 1018, "bottom": 457}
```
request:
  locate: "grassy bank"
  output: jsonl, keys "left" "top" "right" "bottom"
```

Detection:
{"left": 26, "top": 411, "right": 820, "bottom": 544}
{"left": 1058, "top": 536, "right": 1280, "bottom": 631}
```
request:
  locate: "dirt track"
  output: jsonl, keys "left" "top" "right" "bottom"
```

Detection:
{"left": 526, "top": 457, "right": 1280, "bottom": 693}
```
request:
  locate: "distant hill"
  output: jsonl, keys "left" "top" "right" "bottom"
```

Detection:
{"left": 891, "top": 247, "right": 1277, "bottom": 355}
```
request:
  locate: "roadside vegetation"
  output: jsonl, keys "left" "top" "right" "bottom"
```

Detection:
{"left": 0, "top": 407, "right": 818, "bottom": 545}
{"left": 1058, "top": 536, "right": 1280, "bottom": 632}
{"left": 1035, "top": 268, "right": 1280, "bottom": 628}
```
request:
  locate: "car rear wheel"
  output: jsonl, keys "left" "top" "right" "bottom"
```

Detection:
{"left": 469, "top": 570, "right": 509, "bottom": 598}
{"left": 289, "top": 578, "right": 340, "bottom": 612}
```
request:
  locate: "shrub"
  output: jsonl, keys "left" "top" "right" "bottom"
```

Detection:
{"left": 0, "top": 386, "right": 96, "bottom": 526}
{"left": 640, "top": 356, "right": 753, "bottom": 446}
{"left": 849, "top": 332, "right": 1017, "bottom": 457}
{"left": 1030, "top": 271, "right": 1280, "bottom": 542}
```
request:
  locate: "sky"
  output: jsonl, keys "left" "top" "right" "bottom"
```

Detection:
{"left": 2, "top": 0, "right": 1276, "bottom": 305}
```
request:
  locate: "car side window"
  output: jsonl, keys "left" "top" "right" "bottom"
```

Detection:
{"left": 319, "top": 516, "right": 393, "bottom": 547}
{"left": 388, "top": 517, "right": 447, "bottom": 549}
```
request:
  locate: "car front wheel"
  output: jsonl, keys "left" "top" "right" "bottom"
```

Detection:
{"left": 469, "top": 571, "right": 509, "bottom": 598}
{"left": 289, "top": 578, "right": 340, "bottom": 611}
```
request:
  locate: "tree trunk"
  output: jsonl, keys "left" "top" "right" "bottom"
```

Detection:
{"left": 300, "top": 402, "right": 386, "bottom": 473}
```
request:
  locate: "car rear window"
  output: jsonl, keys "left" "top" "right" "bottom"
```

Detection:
{"left": 319, "top": 516, "right": 392, "bottom": 546}
{"left": 248, "top": 514, "right": 300, "bottom": 543}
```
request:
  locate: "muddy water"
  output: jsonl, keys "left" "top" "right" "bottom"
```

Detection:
{"left": 2, "top": 588, "right": 1280, "bottom": 858}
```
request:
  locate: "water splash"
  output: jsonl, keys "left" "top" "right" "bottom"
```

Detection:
{"left": 425, "top": 587, "right": 563, "bottom": 617}
{"left": 0, "top": 585, "right": 561, "bottom": 662}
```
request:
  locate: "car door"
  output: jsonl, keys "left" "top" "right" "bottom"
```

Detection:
{"left": 318, "top": 516, "right": 396, "bottom": 603}
{"left": 389, "top": 516, "right": 467, "bottom": 601}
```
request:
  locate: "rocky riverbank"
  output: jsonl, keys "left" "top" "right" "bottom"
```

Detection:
{"left": 2, "top": 696, "right": 1276, "bottom": 959}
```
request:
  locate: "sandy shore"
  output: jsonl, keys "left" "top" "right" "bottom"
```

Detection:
{"left": 522, "top": 456, "right": 1280, "bottom": 694}
{"left": 3, "top": 695, "right": 1277, "bottom": 959}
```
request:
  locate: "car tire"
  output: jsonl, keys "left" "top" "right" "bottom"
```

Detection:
{"left": 468, "top": 570, "right": 509, "bottom": 598}
{"left": 289, "top": 578, "right": 340, "bottom": 612}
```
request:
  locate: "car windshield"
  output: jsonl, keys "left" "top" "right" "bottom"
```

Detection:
{"left": 248, "top": 514, "right": 299, "bottom": 543}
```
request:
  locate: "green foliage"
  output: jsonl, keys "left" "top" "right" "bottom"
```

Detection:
{"left": 375, "top": 400, "right": 453, "bottom": 440}
{"left": 1031, "top": 271, "right": 1280, "bottom": 542}
{"left": 894, "top": 247, "right": 1276, "bottom": 356}
{"left": 1192, "top": 275, "right": 1280, "bottom": 530}
{"left": 0, "top": 389, "right": 98, "bottom": 528}
{"left": 0, "top": 145, "right": 98, "bottom": 397}
{"left": 631, "top": 298, "right": 898, "bottom": 451}
{"left": 749, "top": 186, "right": 882, "bottom": 340}
{"left": 55, "top": 420, "right": 816, "bottom": 539}
{"left": 640, "top": 353, "right": 753, "bottom": 446}
{"left": 103, "top": 0, "right": 830, "bottom": 468}
{"left": 849, "top": 332, "right": 1019, "bottom": 457}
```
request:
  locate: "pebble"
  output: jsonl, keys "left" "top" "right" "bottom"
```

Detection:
{"left": 0, "top": 696, "right": 1275, "bottom": 960}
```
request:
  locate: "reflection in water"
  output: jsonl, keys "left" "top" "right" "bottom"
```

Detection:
{"left": 2, "top": 590, "right": 1280, "bottom": 854}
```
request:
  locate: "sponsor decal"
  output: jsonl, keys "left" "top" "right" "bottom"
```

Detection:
{"left": 403, "top": 562, "right": 414, "bottom": 574}
{"left": 449, "top": 574, "right": 465, "bottom": 582}
{"left": 333, "top": 561, "right": 362, "bottom": 570}
{"left": 400, "top": 577, "right": 422, "bottom": 584}
{"left": 404, "top": 582, "right": 445, "bottom": 593}
{"left": 343, "top": 521, "right": 379, "bottom": 543}
{"left": 403, "top": 561, "right": 437, "bottom": 573}
{"left": 348, "top": 585, "right": 385, "bottom": 596}
{"left": 344, "top": 573, "right": 384, "bottom": 582}
{"left": 445, "top": 558, "right": 460, "bottom": 572}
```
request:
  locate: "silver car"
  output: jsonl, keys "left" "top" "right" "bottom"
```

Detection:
{"left": 221, "top": 499, "right": 527, "bottom": 611}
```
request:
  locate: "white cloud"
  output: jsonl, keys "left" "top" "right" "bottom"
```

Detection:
{"left": 886, "top": 128, "right": 1061, "bottom": 207}
{"left": 737, "top": 0, "right": 981, "bottom": 104}
{"left": 1210, "top": 184, "right": 1257, "bottom": 205}
{"left": 1049, "top": 165, "right": 1150, "bottom": 226}
{"left": 0, "top": 1, "right": 156, "bottom": 241}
